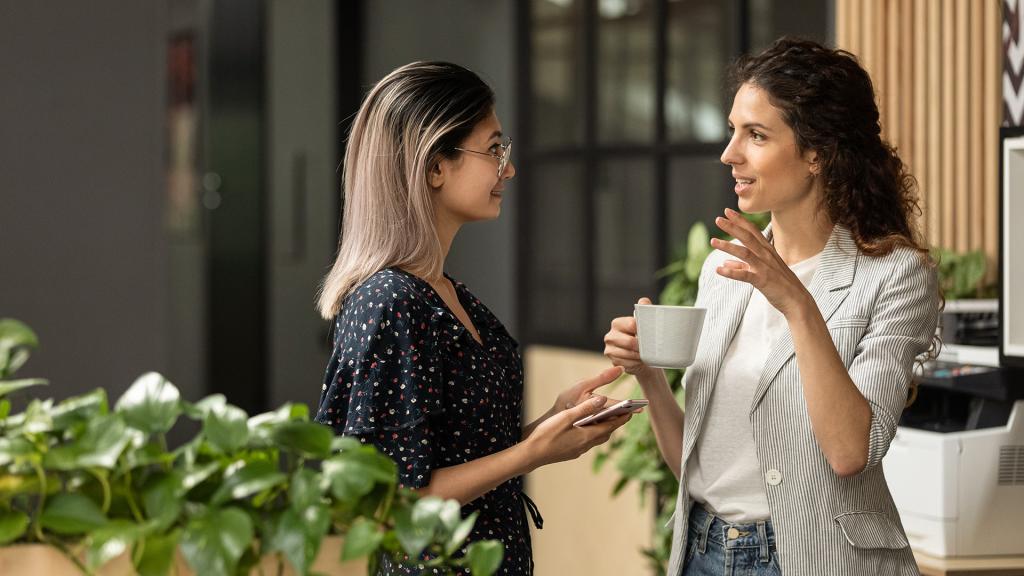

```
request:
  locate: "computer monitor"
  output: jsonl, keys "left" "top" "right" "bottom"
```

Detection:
{"left": 1000, "top": 127, "right": 1024, "bottom": 368}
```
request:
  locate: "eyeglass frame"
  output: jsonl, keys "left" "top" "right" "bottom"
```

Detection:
{"left": 453, "top": 136, "right": 512, "bottom": 180}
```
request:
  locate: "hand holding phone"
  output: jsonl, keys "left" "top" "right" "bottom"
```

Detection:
{"left": 572, "top": 398, "right": 648, "bottom": 427}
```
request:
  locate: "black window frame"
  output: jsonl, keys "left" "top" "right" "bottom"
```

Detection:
{"left": 515, "top": 0, "right": 829, "bottom": 350}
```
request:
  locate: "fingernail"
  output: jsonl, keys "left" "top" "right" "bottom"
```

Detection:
{"left": 591, "top": 397, "right": 605, "bottom": 406}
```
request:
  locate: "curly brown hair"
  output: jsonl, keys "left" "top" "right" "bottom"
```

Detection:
{"left": 728, "top": 37, "right": 930, "bottom": 260}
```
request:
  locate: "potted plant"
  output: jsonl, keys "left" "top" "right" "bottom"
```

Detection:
{"left": 0, "top": 318, "right": 503, "bottom": 576}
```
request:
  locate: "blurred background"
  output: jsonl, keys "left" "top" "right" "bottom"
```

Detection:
{"left": 0, "top": 0, "right": 1016, "bottom": 573}
{"left": 0, "top": 0, "right": 834, "bottom": 422}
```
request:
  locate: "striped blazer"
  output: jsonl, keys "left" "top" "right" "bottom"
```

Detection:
{"left": 666, "top": 224, "right": 939, "bottom": 576}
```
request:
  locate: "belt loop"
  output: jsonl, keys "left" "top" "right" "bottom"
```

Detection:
{"left": 756, "top": 520, "right": 769, "bottom": 563}
{"left": 698, "top": 506, "right": 714, "bottom": 554}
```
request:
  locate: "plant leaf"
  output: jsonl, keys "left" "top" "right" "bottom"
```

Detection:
{"left": 0, "top": 378, "right": 47, "bottom": 398}
{"left": 438, "top": 499, "right": 461, "bottom": 532}
{"left": 86, "top": 519, "right": 144, "bottom": 570}
{"left": 115, "top": 372, "right": 182, "bottom": 435}
{"left": 321, "top": 447, "right": 396, "bottom": 504}
{"left": 211, "top": 460, "right": 286, "bottom": 506}
{"left": 39, "top": 492, "right": 108, "bottom": 535}
{"left": 44, "top": 413, "right": 130, "bottom": 470}
{"left": 181, "top": 461, "right": 220, "bottom": 491}
{"left": 289, "top": 467, "right": 324, "bottom": 511}
{"left": 0, "top": 437, "right": 35, "bottom": 469}
{"left": 51, "top": 389, "right": 107, "bottom": 430}
{"left": 142, "top": 471, "right": 184, "bottom": 531}
{"left": 266, "top": 504, "right": 330, "bottom": 575}
{"left": 0, "top": 319, "right": 38, "bottom": 378}
{"left": 445, "top": 513, "right": 476, "bottom": 557}
{"left": 135, "top": 529, "right": 181, "bottom": 576}
{"left": 392, "top": 503, "right": 431, "bottom": 559}
{"left": 464, "top": 540, "right": 504, "bottom": 576}
{"left": 341, "top": 516, "right": 384, "bottom": 561}
{"left": 3, "top": 398, "right": 53, "bottom": 435}
{"left": 411, "top": 496, "right": 443, "bottom": 536}
{"left": 180, "top": 506, "right": 253, "bottom": 576}
{"left": 0, "top": 509, "right": 29, "bottom": 545}
{"left": 271, "top": 420, "right": 333, "bottom": 458}
{"left": 202, "top": 402, "right": 249, "bottom": 453}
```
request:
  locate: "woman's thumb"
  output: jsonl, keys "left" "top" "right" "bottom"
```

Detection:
{"left": 637, "top": 297, "right": 653, "bottom": 305}
{"left": 566, "top": 396, "right": 607, "bottom": 421}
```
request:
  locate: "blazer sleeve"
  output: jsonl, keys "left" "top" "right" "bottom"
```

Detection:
{"left": 849, "top": 250, "right": 939, "bottom": 473}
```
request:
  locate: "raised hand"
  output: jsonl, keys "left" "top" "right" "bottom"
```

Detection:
{"left": 711, "top": 208, "right": 813, "bottom": 317}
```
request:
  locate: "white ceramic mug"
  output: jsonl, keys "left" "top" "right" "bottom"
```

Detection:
{"left": 634, "top": 304, "right": 707, "bottom": 368}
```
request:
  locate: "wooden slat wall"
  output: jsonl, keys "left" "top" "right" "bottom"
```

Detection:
{"left": 836, "top": 0, "right": 1003, "bottom": 277}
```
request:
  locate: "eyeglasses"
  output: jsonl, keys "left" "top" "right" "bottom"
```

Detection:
{"left": 454, "top": 136, "right": 512, "bottom": 179}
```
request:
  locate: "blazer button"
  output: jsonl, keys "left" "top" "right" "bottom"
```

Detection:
{"left": 765, "top": 469, "right": 782, "bottom": 486}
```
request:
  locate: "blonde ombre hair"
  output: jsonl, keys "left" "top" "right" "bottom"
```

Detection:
{"left": 317, "top": 62, "right": 495, "bottom": 319}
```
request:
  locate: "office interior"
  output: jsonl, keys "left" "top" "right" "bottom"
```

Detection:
{"left": 1, "top": 1, "right": 1022, "bottom": 574}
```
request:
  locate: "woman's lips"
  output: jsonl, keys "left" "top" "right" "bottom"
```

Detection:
{"left": 734, "top": 178, "right": 754, "bottom": 195}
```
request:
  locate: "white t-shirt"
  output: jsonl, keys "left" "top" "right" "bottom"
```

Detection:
{"left": 686, "top": 251, "right": 822, "bottom": 523}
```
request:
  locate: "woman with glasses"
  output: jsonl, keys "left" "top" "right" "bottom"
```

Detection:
{"left": 315, "top": 61, "right": 633, "bottom": 575}
{"left": 604, "top": 38, "right": 940, "bottom": 575}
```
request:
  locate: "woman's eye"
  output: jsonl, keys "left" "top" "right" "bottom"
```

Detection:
{"left": 751, "top": 131, "right": 765, "bottom": 142}
{"left": 489, "top": 144, "right": 500, "bottom": 153}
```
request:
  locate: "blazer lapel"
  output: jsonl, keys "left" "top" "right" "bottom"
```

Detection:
{"left": 749, "top": 225, "right": 858, "bottom": 413}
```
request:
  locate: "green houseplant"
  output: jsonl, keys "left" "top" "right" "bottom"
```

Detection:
{"left": 931, "top": 247, "right": 995, "bottom": 300}
{"left": 593, "top": 214, "right": 770, "bottom": 574}
{"left": 0, "top": 318, "right": 503, "bottom": 576}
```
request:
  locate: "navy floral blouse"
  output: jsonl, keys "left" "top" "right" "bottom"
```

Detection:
{"left": 315, "top": 268, "right": 538, "bottom": 575}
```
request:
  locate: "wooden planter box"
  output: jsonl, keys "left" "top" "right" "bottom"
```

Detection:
{"left": 0, "top": 536, "right": 368, "bottom": 576}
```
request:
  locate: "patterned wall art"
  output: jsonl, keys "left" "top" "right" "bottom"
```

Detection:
{"left": 1007, "top": 0, "right": 1024, "bottom": 126}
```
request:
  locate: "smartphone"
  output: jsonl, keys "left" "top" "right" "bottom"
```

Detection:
{"left": 572, "top": 399, "right": 649, "bottom": 427}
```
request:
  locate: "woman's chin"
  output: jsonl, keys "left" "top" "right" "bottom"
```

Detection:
{"left": 737, "top": 197, "right": 762, "bottom": 214}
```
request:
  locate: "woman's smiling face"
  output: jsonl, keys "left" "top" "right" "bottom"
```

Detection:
{"left": 720, "top": 83, "right": 820, "bottom": 216}
{"left": 432, "top": 110, "right": 516, "bottom": 225}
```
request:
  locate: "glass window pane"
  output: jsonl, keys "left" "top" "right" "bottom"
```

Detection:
{"left": 595, "top": 157, "right": 656, "bottom": 332}
{"left": 749, "top": 0, "right": 829, "bottom": 53}
{"left": 666, "top": 0, "right": 735, "bottom": 143}
{"left": 532, "top": 0, "right": 585, "bottom": 149}
{"left": 597, "top": 0, "right": 655, "bottom": 143}
{"left": 667, "top": 156, "right": 733, "bottom": 256}
{"left": 528, "top": 162, "right": 587, "bottom": 335}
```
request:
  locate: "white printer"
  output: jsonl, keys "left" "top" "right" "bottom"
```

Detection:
{"left": 882, "top": 339, "right": 1024, "bottom": 557}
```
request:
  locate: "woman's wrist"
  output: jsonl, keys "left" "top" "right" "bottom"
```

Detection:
{"left": 634, "top": 366, "right": 667, "bottom": 390}
{"left": 515, "top": 435, "right": 543, "bottom": 474}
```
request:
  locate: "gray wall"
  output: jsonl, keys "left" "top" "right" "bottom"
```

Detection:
{"left": 362, "top": 0, "right": 519, "bottom": 335}
{"left": 0, "top": 2, "right": 175, "bottom": 401}
{"left": 266, "top": 0, "right": 338, "bottom": 409}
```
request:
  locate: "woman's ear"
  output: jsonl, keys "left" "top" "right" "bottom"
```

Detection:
{"left": 428, "top": 158, "right": 446, "bottom": 189}
{"left": 806, "top": 150, "right": 821, "bottom": 176}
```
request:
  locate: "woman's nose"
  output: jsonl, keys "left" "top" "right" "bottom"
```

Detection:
{"left": 720, "top": 139, "right": 742, "bottom": 166}
{"left": 503, "top": 159, "right": 516, "bottom": 180}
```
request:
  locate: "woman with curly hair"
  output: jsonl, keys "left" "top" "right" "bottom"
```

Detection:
{"left": 604, "top": 37, "right": 940, "bottom": 575}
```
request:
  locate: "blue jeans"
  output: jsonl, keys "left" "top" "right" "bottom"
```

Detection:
{"left": 681, "top": 504, "right": 782, "bottom": 576}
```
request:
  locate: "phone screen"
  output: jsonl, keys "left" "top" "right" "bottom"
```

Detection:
{"left": 572, "top": 399, "right": 648, "bottom": 427}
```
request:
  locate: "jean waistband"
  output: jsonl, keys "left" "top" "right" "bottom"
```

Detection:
{"left": 687, "top": 502, "right": 776, "bottom": 551}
